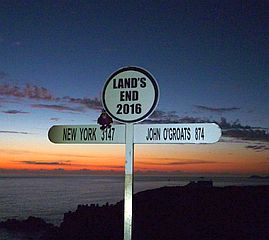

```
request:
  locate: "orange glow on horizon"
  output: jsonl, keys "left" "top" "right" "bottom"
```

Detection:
{"left": 1, "top": 137, "right": 268, "bottom": 175}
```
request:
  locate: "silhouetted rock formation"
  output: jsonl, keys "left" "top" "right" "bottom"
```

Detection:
{"left": 132, "top": 186, "right": 269, "bottom": 240}
{"left": 1, "top": 185, "right": 269, "bottom": 240}
{"left": 57, "top": 202, "right": 123, "bottom": 240}
{"left": 53, "top": 185, "right": 269, "bottom": 240}
{"left": 0, "top": 216, "right": 57, "bottom": 239}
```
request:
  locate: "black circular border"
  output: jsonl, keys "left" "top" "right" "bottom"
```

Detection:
{"left": 102, "top": 66, "right": 159, "bottom": 123}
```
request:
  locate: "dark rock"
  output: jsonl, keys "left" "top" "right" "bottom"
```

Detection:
{"left": 0, "top": 216, "right": 51, "bottom": 231}
{"left": 48, "top": 185, "right": 269, "bottom": 240}
{"left": 2, "top": 185, "right": 269, "bottom": 240}
{"left": 0, "top": 216, "right": 58, "bottom": 239}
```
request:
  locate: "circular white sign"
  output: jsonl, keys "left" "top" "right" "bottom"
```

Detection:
{"left": 102, "top": 66, "right": 159, "bottom": 123}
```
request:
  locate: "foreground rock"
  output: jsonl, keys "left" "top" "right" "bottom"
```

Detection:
{"left": 1, "top": 185, "right": 269, "bottom": 240}
{"left": 0, "top": 216, "right": 57, "bottom": 239}
{"left": 54, "top": 185, "right": 269, "bottom": 240}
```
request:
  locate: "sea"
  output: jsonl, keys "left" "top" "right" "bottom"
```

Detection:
{"left": 0, "top": 175, "right": 269, "bottom": 240}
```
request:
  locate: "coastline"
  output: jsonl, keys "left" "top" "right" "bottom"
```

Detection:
{"left": 1, "top": 183, "right": 269, "bottom": 240}
{"left": 1, "top": 175, "right": 269, "bottom": 226}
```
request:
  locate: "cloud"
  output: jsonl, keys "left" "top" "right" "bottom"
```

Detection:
{"left": 19, "top": 160, "right": 72, "bottom": 166}
{"left": 2, "top": 110, "right": 29, "bottom": 114}
{"left": 148, "top": 112, "right": 269, "bottom": 143}
{"left": 165, "top": 160, "right": 219, "bottom": 165}
{"left": 0, "top": 83, "right": 54, "bottom": 100}
{"left": 16, "top": 161, "right": 124, "bottom": 169}
{"left": 138, "top": 160, "right": 220, "bottom": 166}
{"left": 50, "top": 117, "right": 60, "bottom": 121}
{"left": 0, "top": 82, "right": 102, "bottom": 112}
{"left": 223, "top": 129, "right": 269, "bottom": 142}
{"left": 215, "top": 118, "right": 269, "bottom": 142}
{"left": 31, "top": 104, "right": 83, "bottom": 112}
{"left": 146, "top": 110, "right": 208, "bottom": 124}
{"left": 63, "top": 96, "right": 102, "bottom": 110}
{"left": 149, "top": 110, "right": 167, "bottom": 119}
{"left": 218, "top": 117, "right": 254, "bottom": 130}
{"left": 245, "top": 144, "right": 269, "bottom": 152}
{"left": 194, "top": 105, "right": 240, "bottom": 113}
{"left": 0, "top": 130, "right": 30, "bottom": 134}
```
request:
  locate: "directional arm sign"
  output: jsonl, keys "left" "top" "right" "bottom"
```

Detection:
{"left": 48, "top": 123, "right": 221, "bottom": 144}
{"left": 48, "top": 125, "right": 125, "bottom": 144}
{"left": 134, "top": 123, "right": 221, "bottom": 144}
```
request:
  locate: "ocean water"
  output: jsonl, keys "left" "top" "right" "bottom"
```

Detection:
{"left": 0, "top": 175, "right": 268, "bottom": 240}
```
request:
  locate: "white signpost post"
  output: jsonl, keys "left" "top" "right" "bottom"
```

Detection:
{"left": 102, "top": 66, "right": 160, "bottom": 240}
{"left": 48, "top": 66, "right": 222, "bottom": 240}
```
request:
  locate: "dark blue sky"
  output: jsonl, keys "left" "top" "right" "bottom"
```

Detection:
{"left": 0, "top": 1, "right": 269, "bottom": 175}
{"left": 0, "top": 0, "right": 268, "bottom": 128}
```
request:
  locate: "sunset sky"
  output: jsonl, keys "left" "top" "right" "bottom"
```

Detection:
{"left": 0, "top": 1, "right": 268, "bottom": 175}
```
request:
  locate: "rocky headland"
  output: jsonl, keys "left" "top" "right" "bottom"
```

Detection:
{"left": 1, "top": 184, "right": 269, "bottom": 240}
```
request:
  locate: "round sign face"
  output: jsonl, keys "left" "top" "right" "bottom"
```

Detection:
{"left": 102, "top": 66, "right": 159, "bottom": 123}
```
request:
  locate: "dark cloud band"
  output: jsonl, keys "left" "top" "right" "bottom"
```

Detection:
{"left": 138, "top": 160, "right": 219, "bottom": 166}
{"left": 194, "top": 105, "right": 240, "bottom": 113}
{"left": 245, "top": 144, "right": 269, "bottom": 152}
{"left": 19, "top": 161, "right": 72, "bottom": 166}
{"left": 0, "top": 83, "right": 54, "bottom": 100}
{"left": 2, "top": 110, "right": 29, "bottom": 114}
{"left": 147, "top": 111, "right": 269, "bottom": 143}
{"left": 0, "top": 83, "right": 102, "bottom": 111}
{"left": 0, "top": 130, "right": 29, "bottom": 134}
{"left": 31, "top": 104, "right": 83, "bottom": 112}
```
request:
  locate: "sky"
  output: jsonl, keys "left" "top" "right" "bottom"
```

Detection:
{"left": 0, "top": 0, "right": 268, "bottom": 176}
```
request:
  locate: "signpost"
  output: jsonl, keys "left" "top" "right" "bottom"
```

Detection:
{"left": 102, "top": 66, "right": 160, "bottom": 240}
{"left": 102, "top": 66, "right": 159, "bottom": 123}
{"left": 48, "top": 124, "right": 125, "bottom": 144}
{"left": 134, "top": 123, "right": 221, "bottom": 144}
{"left": 48, "top": 66, "right": 222, "bottom": 240}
